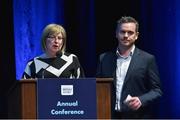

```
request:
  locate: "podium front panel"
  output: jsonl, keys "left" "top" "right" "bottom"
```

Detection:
{"left": 37, "top": 78, "right": 97, "bottom": 119}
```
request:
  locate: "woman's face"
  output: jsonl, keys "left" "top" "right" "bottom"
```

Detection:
{"left": 45, "top": 32, "right": 64, "bottom": 57}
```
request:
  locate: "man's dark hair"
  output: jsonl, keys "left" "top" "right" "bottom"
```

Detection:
{"left": 117, "top": 16, "right": 139, "bottom": 32}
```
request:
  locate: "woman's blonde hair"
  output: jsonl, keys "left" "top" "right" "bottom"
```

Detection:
{"left": 41, "top": 24, "right": 66, "bottom": 52}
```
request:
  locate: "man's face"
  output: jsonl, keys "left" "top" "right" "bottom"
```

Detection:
{"left": 116, "top": 22, "right": 139, "bottom": 48}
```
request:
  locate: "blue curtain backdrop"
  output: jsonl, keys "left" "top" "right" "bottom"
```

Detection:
{"left": 13, "top": 0, "right": 65, "bottom": 79}
{"left": 140, "top": 0, "right": 180, "bottom": 118}
{"left": 13, "top": 0, "right": 96, "bottom": 79}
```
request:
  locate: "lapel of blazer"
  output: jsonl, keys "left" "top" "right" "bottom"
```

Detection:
{"left": 123, "top": 47, "right": 141, "bottom": 85}
{"left": 111, "top": 50, "right": 118, "bottom": 86}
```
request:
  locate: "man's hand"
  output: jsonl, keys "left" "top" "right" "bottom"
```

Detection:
{"left": 127, "top": 97, "right": 142, "bottom": 110}
{"left": 125, "top": 96, "right": 142, "bottom": 110}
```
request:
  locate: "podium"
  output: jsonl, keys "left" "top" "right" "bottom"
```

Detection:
{"left": 8, "top": 78, "right": 113, "bottom": 119}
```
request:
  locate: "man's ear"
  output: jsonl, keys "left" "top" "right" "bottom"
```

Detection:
{"left": 135, "top": 32, "right": 139, "bottom": 40}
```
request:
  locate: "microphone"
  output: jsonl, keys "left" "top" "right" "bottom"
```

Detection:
{"left": 42, "top": 51, "right": 62, "bottom": 79}
{"left": 56, "top": 51, "right": 62, "bottom": 57}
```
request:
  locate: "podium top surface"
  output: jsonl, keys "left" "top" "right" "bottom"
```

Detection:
{"left": 18, "top": 78, "right": 113, "bottom": 82}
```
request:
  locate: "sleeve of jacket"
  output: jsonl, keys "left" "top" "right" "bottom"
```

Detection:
{"left": 138, "top": 56, "right": 163, "bottom": 107}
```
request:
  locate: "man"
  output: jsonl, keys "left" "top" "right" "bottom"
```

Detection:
{"left": 96, "top": 16, "right": 162, "bottom": 118}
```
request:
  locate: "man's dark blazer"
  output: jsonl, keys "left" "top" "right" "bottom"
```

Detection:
{"left": 96, "top": 47, "right": 162, "bottom": 118}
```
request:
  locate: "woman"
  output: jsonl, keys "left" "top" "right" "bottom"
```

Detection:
{"left": 22, "top": 24, "right": 85, "bottom": 79}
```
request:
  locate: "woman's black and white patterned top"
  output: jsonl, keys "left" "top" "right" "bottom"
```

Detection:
{"left": 22, "top": 52, "right": 85, "bottom": 79}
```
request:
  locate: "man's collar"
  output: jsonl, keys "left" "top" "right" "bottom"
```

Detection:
{"left": 116, "top": 45, "right": 135, "bottom": 58}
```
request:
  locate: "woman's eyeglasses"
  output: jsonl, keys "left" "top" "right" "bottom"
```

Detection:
{"left": 47, "top": 35, "right": 64, "bottom": 41}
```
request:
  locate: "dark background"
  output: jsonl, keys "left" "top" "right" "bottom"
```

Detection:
{"left": 1, "top": 0, "right": 180, "bottom": 118}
